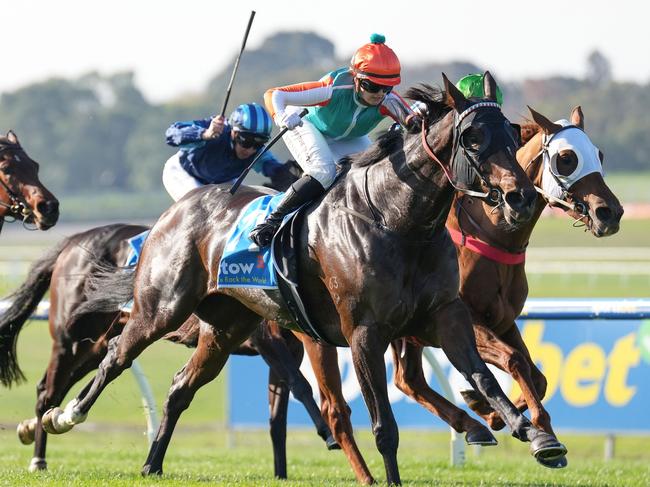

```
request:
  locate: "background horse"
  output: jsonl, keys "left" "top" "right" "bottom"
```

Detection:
{"left": 0, "top": 164, "right": 335, "bottom": 477}
{"left": 43, "top": 73, "right": 563, "bottom": 486}
{"left": 0, "top": 131, "right": 59, "bottom": 233}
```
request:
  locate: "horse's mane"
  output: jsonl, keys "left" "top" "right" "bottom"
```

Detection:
{"left": 350, "top": 84, "right": 450, "bottom": 168}
{"left": 520, "top": 121, "right": 541, "bottom": 145}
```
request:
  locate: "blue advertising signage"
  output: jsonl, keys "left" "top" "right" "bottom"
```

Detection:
{"left": 228, "top": 318, "right": 650, "bottom": 432}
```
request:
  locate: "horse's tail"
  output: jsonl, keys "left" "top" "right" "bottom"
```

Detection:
{"left": 0, "top": 238, "right": 69, "bottom": 387}
{"left": 69, "top": 259, "right": 136, "bottom": 322}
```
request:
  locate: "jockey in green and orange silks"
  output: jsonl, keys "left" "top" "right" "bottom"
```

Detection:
{"left": 249, "top": 33, "right": 420, "bottom": 248}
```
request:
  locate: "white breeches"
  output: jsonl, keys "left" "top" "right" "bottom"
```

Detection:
{"left": 282, "top": 118, "right": 371, "bottom": 189}
{"left": 162, "top": 152, "right": 203, "bottom": 202}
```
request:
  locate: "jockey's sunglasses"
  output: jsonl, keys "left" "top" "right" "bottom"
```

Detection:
{"left": 235, "top": 132, "right": 268, "bottom": 150}
{"left": 359, "top": 79, "right": 393, "bottom": 94}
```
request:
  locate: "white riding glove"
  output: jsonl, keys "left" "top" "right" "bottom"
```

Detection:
{"left": 274, "top": 111, "right": 304, "bottom": 130}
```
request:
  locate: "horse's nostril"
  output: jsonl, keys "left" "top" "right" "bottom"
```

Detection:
{"left": 37, "top": 200, "right": 59, "bottom": 216}
{"left": 595, "top": 206, "right": 613, "bottom": 222}
{"left": 505, "top": 191, "right": 525, "bottom": 210}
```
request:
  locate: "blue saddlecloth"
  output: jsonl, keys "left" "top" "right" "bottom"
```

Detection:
{"left": 217, "top": 193, "right": 286, "bottom": 289}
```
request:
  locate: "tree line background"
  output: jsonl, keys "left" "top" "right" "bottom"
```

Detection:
{"left": 1, "top": 32, "right": 646, "bottom": 219}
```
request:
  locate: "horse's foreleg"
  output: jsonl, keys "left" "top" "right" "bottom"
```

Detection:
{"left": 429, "top": 299, "right": 566, "bottom": 465}
{"left": 142, "top": 315, "right": 256, "bottom": 476}
{"left": 253, "top": 323, "right": 335, "bottom": 449}
{"left": 299, "top": 335, "right": 374, "bottom": 485}
{"left": 472, "top": 324, "right": 554, "bottom": 435}
{"left": 390, "top": 339, "right": 497, "bottom": 446}
{"left": 350, "top": 326, "right": 400, "bottom": 486}
{"left": 267, "top": 368, "right": 289, "bottom": 479}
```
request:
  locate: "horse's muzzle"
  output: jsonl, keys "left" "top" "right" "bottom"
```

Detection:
{"left": 589, "top": 202, "right": 623, "bottom": 237}
{"left": 504, "top": 188, "right": 536, "bottom": 223}
{"left": 34, "top": 199, "right": 60, "bottom": 229}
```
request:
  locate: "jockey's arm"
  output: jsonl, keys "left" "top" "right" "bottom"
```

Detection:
{"left": 264, "top": 76, "right": 334, "bottom": 120}
{"left": 165, "top": 118, "right": 212, "bottom": 147}
{"left": 379, "top": 92, "right": 418, "bottom": 129}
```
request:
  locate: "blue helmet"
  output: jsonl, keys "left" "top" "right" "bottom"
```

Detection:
{"left": 228, "top": 103, "right": 272, "bottom": 138}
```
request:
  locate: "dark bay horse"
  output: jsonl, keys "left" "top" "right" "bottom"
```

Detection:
{"left": 118, "top": 106, "right": 610, "bottom": 481}
{"left": 42, "top": 74, "right": 561, "bottom": 485}
{"left": 0, "top": 131, "right": 59, "bottom": 233}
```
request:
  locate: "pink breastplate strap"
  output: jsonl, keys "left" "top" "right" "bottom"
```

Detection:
{"left": 446, "top": 225, "right": 526, "bottom": 265}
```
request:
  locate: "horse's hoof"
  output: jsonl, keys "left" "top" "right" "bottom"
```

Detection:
{"left": 28, "top": 457, "right": 47, "bottom": 472}
{"left": 530, "top": 433, "right": 568, "bottom": 463}
{"left": 465, "top": 426, "right": 498, "bottom": 446}
{"left": 42, "top": 407, "right": 72, "bottom": 434}
{"left": 325, "top": 435, "right": 341, "bottom": 450}
{"left": 537, "top": 454, "right": 568, "bottom": 469}
{"left": 17, "top": 419, "right": 36, "bottom": 445}
{"left": 141, "top": 464, "right": 162, "bottom": 476}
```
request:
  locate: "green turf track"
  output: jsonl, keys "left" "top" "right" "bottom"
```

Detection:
{"left": 1, "top": 429, "right": 649, "bottom": 486}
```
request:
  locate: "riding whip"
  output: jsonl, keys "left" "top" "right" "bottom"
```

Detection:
{"left": 219, "top": 10, "right": 256, "bottom": 117}
{"left": 229, "top": 109, "right": 309, "bottom": 195}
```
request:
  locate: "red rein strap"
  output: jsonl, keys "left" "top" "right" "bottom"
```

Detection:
{"left": 420, "top": 120, "right": 456, "bottom": 183}
{"left": 446, "top": 225, "right": 525, "bottom": 265}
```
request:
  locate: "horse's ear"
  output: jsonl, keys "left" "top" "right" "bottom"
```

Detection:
{"left": 6, "top": 130, "right": 19, "bottom": 144}
{"left": 570, "top": 106, "right": 584, "bottom": 129}
{"left": 483, "top": 71, "right": 497, "bottom": 102}
{"left": 527, "top": 106, "right": 562, "bottom": 135}
{"left": 442, "top": 73, "right": 468, "bottom": 111}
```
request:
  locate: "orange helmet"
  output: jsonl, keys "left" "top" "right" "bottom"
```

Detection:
{"left": 350, "top": 33, "right": 401, "bottom": 87}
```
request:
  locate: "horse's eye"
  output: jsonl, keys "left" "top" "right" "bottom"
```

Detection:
{"left": 462, "top": 128, "right": 485, "bottom": 151}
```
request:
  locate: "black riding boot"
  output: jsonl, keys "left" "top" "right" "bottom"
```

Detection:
{"left": 249, "top": 175, "right": 325, "bottom": 247}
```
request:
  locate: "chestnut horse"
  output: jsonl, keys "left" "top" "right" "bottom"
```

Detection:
{"left": 0, "top": 131, "right": 59, "bottom": 233}
{"left": 43, "top": 74, "right": 561, "bottom": 485}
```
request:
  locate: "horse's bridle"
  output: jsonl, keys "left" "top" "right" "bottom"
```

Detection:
{"left": 0, "top": 144, "right": 35, "bottom": 224}
{"left": 420, "top": 101, "right": 517, "bottom": 205}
